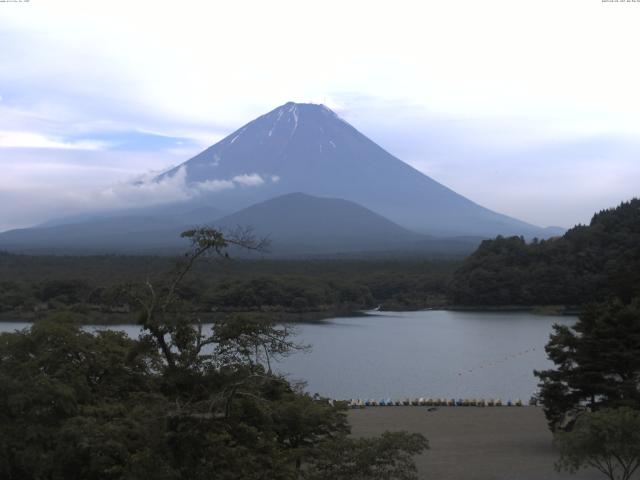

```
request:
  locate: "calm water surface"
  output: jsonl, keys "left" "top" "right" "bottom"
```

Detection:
{"left": 277, "top": 310, "right": 576, "bottom": 401}
{"left": 0, "top": 310, "right": 575, "bottom": 400}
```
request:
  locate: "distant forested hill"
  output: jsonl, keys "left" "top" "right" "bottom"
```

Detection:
{"left": 449, "top": 199, "right": 640, "bottom": 306}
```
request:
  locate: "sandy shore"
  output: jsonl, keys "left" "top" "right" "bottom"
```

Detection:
{"left": 348, "top": 407, "right": 609, "bottom": 480}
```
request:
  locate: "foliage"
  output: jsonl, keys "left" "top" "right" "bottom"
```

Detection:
{"left": 305, "top": 432, "right": 428, "bottom": 480}
{"left": 0, "top": 314, "right": 163, "bottom": 480}
{"left": 0, "top": 252, "right": 456, "bottom": 319}
{"left": 555, "top": 407, "right": 640, "bottom": 480}
{"left": 450, "top": 199, "right": 640, "bottom": 306}
{"left": 0, "top": 227, "right": 428, "bottom": 479}
{"left": 535, "top": 299, "right": 640, "bottom": 430}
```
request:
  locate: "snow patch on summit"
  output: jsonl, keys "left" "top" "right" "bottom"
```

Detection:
{"left": 228, "top": 126, "right": 247, "bottom": 145}
{"left": 268, "top": 107, "right": 287, "bottom": 137}
{"left": 288, "top": 104, "right": 299, "bottom": 138}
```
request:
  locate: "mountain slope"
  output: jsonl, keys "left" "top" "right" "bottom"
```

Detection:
{"left": 0, "top": 192, "right": 482, "bottom": 256}
{"left": 213, "top": 192, "right": 424, "bottom": 254}
{"left": 0, "top": 217, "right": 185, "bottom": 254}
{"left": 36, "top": 204, "right": 224, "bottom": 229}
{"left": 156, "top": 102, "right": 554, "bottom": 238}
{"left": 0, "top": 205, "right": 223, "bottom": 254}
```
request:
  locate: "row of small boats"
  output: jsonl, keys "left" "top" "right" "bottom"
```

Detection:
{"left": 348, "top": 397, "right": 530, "bottom": 408}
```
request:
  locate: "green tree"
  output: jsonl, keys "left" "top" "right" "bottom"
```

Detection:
{"left": 535, "top": 299, "right": 640, "bottom": 430}
{"left": 1, "top": 227, "right": 429, "bottom": 479}
{"left": 0, "top": 314, "right": 164, "bottom": 480}
{"left": 305, "top": 431, "right": 428, "bottom": 480}
{"left": 555, "top": 408, "right": 640, "bottom": 480}
{"left": 271, "top": 393, "right": 350, "bottom": 471}
{"left": 450, "top": 198, "right": 640, "bottom": 307}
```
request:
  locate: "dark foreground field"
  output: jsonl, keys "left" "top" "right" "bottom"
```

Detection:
{"left": 348, "top": 407, "right": 607, "bottom": 480}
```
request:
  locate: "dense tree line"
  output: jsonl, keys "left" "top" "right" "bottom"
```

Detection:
{"left": 0, "top": 254, "right": 455, "bottom": 320}
{"left": 449, "top": 199, "right": 640, "bottom": 306}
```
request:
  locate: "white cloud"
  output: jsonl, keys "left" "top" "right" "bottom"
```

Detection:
{"left": 0, "top": 130, "right": 108, "bottom": 150}
{"left": 97, "top": 170, "right": 276, "bottom": 214}
{"left": 95, "top": 170, "right": 277, "bottom": 213}
{"left": 99, "top": 165, "right": 192, "bottom": 207}
{"left": 231, "top": 173, "right": 265, "bottom": 187}
{"left": 196, "top": 179, "right": 235, "bottom": 192}
{"left": 195, "top": 172, "right": 278, "bottom": 191}
{"left": 0, "top": 158, "right": 285, "bottom": 231}
{"left": 0, "top": 149, "right": 186, "bottom": 230}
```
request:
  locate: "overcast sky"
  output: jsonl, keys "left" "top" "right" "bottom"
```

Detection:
{"left": 1, "top": 0, "right": 639, "bottom": 231}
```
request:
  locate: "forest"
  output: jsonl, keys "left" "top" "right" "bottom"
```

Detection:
{"left": 0, "top": 253, "right": 456, "bottom": 323}
{"left": 449, "top": 199, "right": 640, "bottom": 307}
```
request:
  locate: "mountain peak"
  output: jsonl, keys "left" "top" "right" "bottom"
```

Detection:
{"left": 281, "top": 101, "right": 327, "bottom": 109}
{"left": 152, "top": 102, "right": 552, "bottom": 238}
{"left": 272, "top": 101, "right": 339, "bottom": 119}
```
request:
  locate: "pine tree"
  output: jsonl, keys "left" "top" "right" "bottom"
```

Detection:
{"left": 535, "top": 299, "right": 640, "bottom": 430}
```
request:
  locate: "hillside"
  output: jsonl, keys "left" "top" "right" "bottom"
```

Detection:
{"left": 213, "top": 192, "right": 424, "bottom": 254}
{"left": 0, "top": 216, "right": 191, "bottom": 254}
{"left": 0, "top": 192, "right": 480, "bottom": 257}
{"left": 449, "top": 198, "right": 640, "bottom": 306}
{"left": 0, "top": 204, "right": 227, "bottom": 254}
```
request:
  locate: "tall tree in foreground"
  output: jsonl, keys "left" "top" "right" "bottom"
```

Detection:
{"left": 535, "top": 298, "right": 640, "bottom": 431}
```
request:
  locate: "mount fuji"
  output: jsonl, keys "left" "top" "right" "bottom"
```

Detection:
{"left": 0, "top": 102, "right": 562, "bottom": 255}
{"left": 156, "top": 102, "right": 555, "bottom": 238}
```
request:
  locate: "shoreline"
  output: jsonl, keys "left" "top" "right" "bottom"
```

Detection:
{"left": 442, "top": 305, "right": 581, "bottom": 316}
{"left": 0, "top": 304, "right": 580, "bottom": 325}
{"left": 0, "top": 308, "right": 364, "bottom": 325}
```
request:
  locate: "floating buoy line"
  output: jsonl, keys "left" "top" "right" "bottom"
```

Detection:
{"left": 312, "top": 395, "right": 537, "bottom": 408}
{"left": 310, "top": 344, "right": 544, "bottom": 409}
{"left": 340, "top": 397, "right": 535, "bottom": 408}
{"left": 454, "top": 347, "right": 538, "bottom": 378}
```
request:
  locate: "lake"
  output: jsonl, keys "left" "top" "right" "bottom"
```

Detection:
{"left": 0, "top": 310, "right": 575, "bottom": 401}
